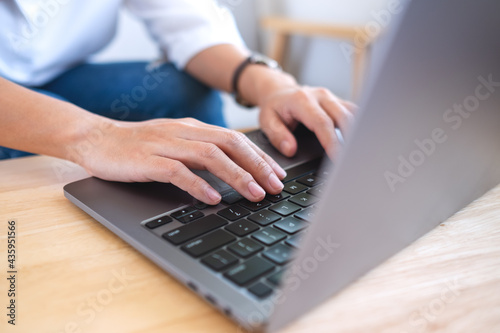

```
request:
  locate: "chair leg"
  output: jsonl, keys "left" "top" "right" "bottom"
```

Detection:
{"left": 269, "top": 32, "right": 289, "bottom": 66}
{"left": 352, "top": 44, "right": 371, "bottom": 101}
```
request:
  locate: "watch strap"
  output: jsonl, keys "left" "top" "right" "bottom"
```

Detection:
{"left": 231, "top": 54, "right": 281, "bottom": 108}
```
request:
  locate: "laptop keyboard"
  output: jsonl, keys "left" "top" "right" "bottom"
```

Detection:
{"left": 143, "top": 158, "right": 327, "bottom": 300}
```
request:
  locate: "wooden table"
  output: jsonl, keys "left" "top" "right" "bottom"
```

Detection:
{"left": 1, "top": 155, "right": 499, "bottom": 333}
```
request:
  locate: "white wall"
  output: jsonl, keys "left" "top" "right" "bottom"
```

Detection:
{"left": 93, "top": 0, "right": 396, "bottom": 129}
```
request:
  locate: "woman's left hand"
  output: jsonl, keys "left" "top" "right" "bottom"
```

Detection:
{"left": 258, "top": 82, "right": 358, "bottom": 159}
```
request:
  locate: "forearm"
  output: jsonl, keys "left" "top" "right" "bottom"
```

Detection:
{"left": 185, "top": 44, "right": 297, "bottom": 106}
{"left": 0, "top": 77, "right": 110, "bottom": 162}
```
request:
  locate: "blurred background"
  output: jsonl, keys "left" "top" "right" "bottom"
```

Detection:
{"left": 93, "top": 0, "right": 395, "bottom": 129}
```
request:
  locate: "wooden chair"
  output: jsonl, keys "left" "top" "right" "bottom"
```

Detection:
{"left": 261, "top": 16, "right": 380, "bottom": 100}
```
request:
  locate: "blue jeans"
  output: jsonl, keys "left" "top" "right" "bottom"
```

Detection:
{"left": 0, "top": 62, "right": 225, "bottom": 159}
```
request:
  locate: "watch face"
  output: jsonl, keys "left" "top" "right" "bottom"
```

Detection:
{"left": 251, "top": 54, "right": 280, "bottom": 70}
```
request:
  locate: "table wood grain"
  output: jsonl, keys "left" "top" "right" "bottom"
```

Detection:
{"left": 1, "top": 155, "right": 499, "bottom": 333}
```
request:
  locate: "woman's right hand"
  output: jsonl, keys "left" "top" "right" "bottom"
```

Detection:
{"left": 71, "top": 117, "right": 286, "bottom": 205}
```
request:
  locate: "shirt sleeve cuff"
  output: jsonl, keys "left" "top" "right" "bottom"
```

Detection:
{"left": 165, "top": 21, "right": 246, "bottom": 69}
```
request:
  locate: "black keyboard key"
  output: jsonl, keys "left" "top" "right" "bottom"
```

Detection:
{"left": 201, "top": 250, "right": 238, "bottom": 272}
{"left": 228, "top": 238, "right": 263, "bottom": 258}
{"left": 265, "top": 192, "right": 290, "bottom": 203}
{"left": 252, "top": 227, "right": 286, "bottom": 246}
{"left": 289, "top": 192, "right": 318, "bottom": 208}
{"left": 239, "top": 199, "right": 271, "bottom": 212}
{"left": 218, "top": 205, "right": 250, "bottom": 221}
{"left": 225, "top": 220, "right": 259, "bottom": 237}
{"left": 267, "top": 270, "right": 285, "bottom": 286}
{"left": 263, "top": 243, "right": 294, "bottom": 265}
{"left": 283, "top": 182, "right": 308, "bottom": 195}
{"left": 296, "top": 174, "right": 322, "bottom": 187}
{"left": 163, "top": 214, "right": 227, "bottom": 245}
{"left": 273, "top": 216, "right": 307, "bottom": 234}
{"left": 269, "top": 201, "right": 301, "bottom": 216}
{"left": 225, "top": 256, "right": 274, "bottom": 286}
{"left": 171, "top": 206, "right": 197, "bottom": 219}
{"left": 193, "top": 201, "right": 209, "bottom": 210}
{"left": 181, "top": 230, "right": 236, "bottom": 258}
{"left": 221, "top": 190, "right": 244, "bottom": 205}
{"left": 285, "top": 234, "right": 303, "bottom": 248}
{"left": 145, "top": 215, "right": 173, "bottom": 229}
{"left": 177, "top": 210, "right": 204, "bottom": 224}
{"left": 248, "top": 210, "right": 281, "bottom": 226}
{"left": 307, "top": 185, "right": 325, "bottom": 197}
{"left": 294, "top": 207, "right": 317, "bottom": 222}
{"left": 248, "top": 282, "right": 273, "bottom": 299}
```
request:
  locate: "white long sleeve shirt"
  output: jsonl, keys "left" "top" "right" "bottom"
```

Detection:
{"left": 0, "top": 0, "right": 245, "bottom": 86}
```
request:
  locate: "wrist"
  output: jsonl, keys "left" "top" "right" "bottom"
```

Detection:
{"left": 238, "top": 64, "right": 297, "bottom": 107}
{"left": 63, "top": 107, "right": 115, "bottom": 165}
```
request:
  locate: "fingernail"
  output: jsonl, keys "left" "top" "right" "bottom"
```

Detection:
{"left": 280, "top": 141, "right": 292, "bottom": 155}
{"left": 206, "top": 187, "right": 221, "bottom": 203}
{"left": 275, "top": 164, "right": 287, "bottom": 179}
{"left": 248, "top": 181, "right": 265, "bottom": 198}
{"left": 269, "top": 173, "right": 284, "bottom": 191}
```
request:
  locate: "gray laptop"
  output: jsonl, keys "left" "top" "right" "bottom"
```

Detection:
{"left": 64, "top": 0, "right": 500, "bottom": 331}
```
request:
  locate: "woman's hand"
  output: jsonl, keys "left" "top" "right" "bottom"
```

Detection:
{"left": 258, "top": 82, "right": 358, "bottom": 160}
{"left": 74, "top": 118, "right": 286, "bottom": 205}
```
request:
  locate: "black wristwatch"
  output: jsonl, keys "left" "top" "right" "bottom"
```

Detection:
{"left": 232, "top": 54, "right": 282, "bottom": 108}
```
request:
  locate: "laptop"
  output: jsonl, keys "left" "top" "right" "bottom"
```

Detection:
{"left": 64, "top": 0, "right": 500, "bottom": 331}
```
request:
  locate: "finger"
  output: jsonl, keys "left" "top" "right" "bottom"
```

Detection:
{"left": 145, "top": 156, "right": 222, "bottom": 205}
{"left": 157, "top": 139, "right": 268, "bottom": 202}
{"left": 176, "top": 127, "right": 285, "bottom": 195}
{"left": 178, "top": 120, "right": 287, "bottom": 180}
{"left": 289, "top": 94, "right": 341, "bottom": 158}
{"left": 244, "top": 137, "right": 287, "bottom": 180}
{"left": 315, "top": 92, "right": 355, "bottom": 136}
{"left": 225, "top": 130, "right": 287, "bottom": 180}
{"left": 340, "top": 100, "right": 359, "bottom": 114}
{"left": 259, "top": 107, "right": 298, "bottom": 158}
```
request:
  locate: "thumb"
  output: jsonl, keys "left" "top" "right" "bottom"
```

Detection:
{"left": 260, "top": 108, "right": 298, "bottom": 157}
